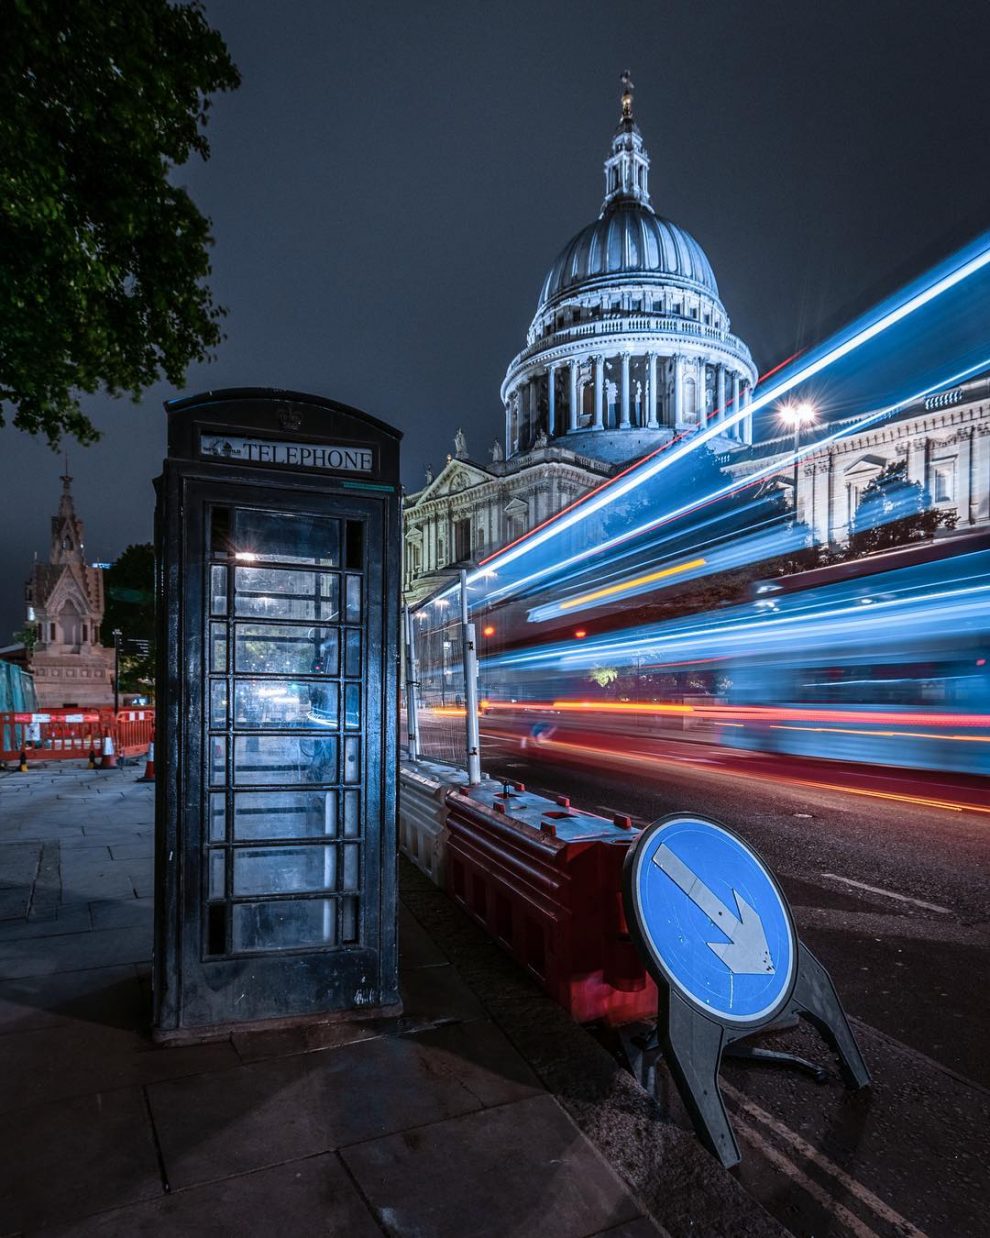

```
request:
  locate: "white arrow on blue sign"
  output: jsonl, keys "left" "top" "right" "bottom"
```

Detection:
{"left": 630, "top": 816, "right": 797, "bottom": 1024}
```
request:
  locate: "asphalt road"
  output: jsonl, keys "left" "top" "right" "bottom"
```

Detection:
{"left": 474, "top": 723, "right": 990, "bottom": 1238}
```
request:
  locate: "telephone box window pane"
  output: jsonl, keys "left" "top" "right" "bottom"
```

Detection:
{"left": 210, "top": 624, "right": 228, "bottom": 672}
{"left": 210, "top": 737, "right": 227, "bottom": 785}
{"left": 209, "top": 793, "right": 226, "bottom": 842}
{"left": 208, "top": 850, "right": 226, "bottom": 900}
{"left": 210, "top": 565, "right": 228, "bottom": 615}
{"left": 232, "top": 898, "right": 337, "bottom": 952}
{"left": 342, "top": 789, "right": 360, "bottom": 837}
{"left": 344, "top": 683, "right": 361, "bottom": 730}
{"left": 341, "top": 844, "right": 360, "bottom": 892}
{"left": 233, "top": 568, "right": 339, "bottom": 622}
{"left": 233, "top": 790, "right": 338, "bottom": 840}
{"left": 231, "top": 511, "right": 340, "bottom": 567}
{"left": 344, "top": 629, "right": 361, "bottom": 678}
{"left": 210, "top": 680, "right": 227, "bottom": 729}
{"left": 340, "top": 896, "right": 359, "bottom": 945}
{"left": 344, "top": 575, "right": 362, "bottom": 623}
{"left": 345, "top": 520, "right": 364, "bottom": 570}
{"left": 210, "top": 506, "right": 230, "bottom": 558}
{"left": 234, "top": 680, "right": 338, "bottom": 729}
{"left": 233, "top": 845, "right": 337, "bottom": 896}
{"left": 343, "top": 736, "right": 361, "bottom": 784}
{"left": 235, "top": 626, "right": 338, "bottom": 676}
{"left": 233, "top": 735, "right": 337, "bottom": 785}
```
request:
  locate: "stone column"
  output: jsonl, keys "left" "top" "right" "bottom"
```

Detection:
{"left": 743, "top": 383, "right": 753, "bottom": 443}
{"left": 697, "top": 361, "right": 707, "bottom": 424}
{"left": 528, "top": 378, "right": 538, "bottom": 447}
{"left": 568, "top": 360, "right": 579, "bottom": 432}
{"left": 619, "top": 353, "right": 631, "bottom": 428}
{"left": 646, "top": 353, "right": 658, "bottom": 427}
{"left": 716, "top": 365, "right": 726, "bottom": 426}
{"left": 547, "top": 365, "right": 557, "bottom": 438}
{"left": 731, "top": 372, "right": 741, "bottom": 440}
{"left": 673, "top": 356, "right": 684, "bottom": 425}
{"left": 593, "top": 355, "right": 604, "bottom": 429}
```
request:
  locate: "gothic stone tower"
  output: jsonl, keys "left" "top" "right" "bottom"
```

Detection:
{"left": 25, "top": 469, "right": 114, "bottom": 708}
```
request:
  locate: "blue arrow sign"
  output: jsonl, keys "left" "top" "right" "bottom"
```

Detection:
{"left": 629, "top": 816, "right": 796, "bottom": 1023}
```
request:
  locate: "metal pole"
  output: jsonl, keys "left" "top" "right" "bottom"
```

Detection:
{"left": 112, "top": 628, "right": 122, "bottom": 714}
{"left": 793, "top": 426, "right": 800, "bottom": 520}
{"left": 403, "top": 605, "right": 419, "bottom": 762}
{"left": 459, "top": 569, "right": 482, "bottom": 785}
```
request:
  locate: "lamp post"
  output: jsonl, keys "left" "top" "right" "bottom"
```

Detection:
{"left": 112, "top": 628, "right": 122, "bottom": 714}
{"left": 777, "top": 401, "right": 818, "bottom": 521}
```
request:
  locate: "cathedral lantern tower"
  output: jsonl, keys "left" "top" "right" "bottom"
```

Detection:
{"left": 24, "top": 468, "right": 114, "bottom": 708}
{"left": 501, "top": 73, "right": 758, "bottom": 464}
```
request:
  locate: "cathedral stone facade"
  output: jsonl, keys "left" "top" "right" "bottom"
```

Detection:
{"left": 404, "top": 77, "right": 756, "bottom": 604}
{"left": 403, "top": 78, "right": 990, "bottom": 605}
{"left": 24, "top": 471, "right": 114, "bottom": 708}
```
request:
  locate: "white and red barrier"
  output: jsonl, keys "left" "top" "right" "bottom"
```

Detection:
{"left": 1, "top": 709, "right": 155, "bottom": 769}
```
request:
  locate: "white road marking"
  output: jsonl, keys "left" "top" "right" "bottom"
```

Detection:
{"left": 724, "top": 1082, "right": 930, "bottom": 1238}
{"left": 821, "top": 872, "right": 951, "bottom": 914}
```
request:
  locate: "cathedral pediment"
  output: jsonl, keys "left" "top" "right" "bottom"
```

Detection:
{"left": 413, "top": 459, "right": 494, "bottom": 505}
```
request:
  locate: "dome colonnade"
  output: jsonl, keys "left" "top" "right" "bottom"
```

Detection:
{"left": 501, "top": 76, "right": 757, "bottom": 461}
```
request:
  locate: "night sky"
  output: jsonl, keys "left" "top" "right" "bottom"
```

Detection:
{"left": 2, "top": 0, "right": 990, "bottom": 639}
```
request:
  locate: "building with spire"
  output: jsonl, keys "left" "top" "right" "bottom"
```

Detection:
{"left": 23, "top": 468, "right": 114, "bottom": 708}
{"left": 403, "top": 74, "right": 758, "bottom": 603}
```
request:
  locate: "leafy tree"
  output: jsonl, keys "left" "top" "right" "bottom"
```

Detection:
{"left": 848, "top": 461, "right": 957, "bottom": 557}
{"left": 103, "top": 543, "right": 156, "bottom": 696}
{"left": 0, "top": 0, "right": 240, "bottom": 445}
{"left": 11, "top": 623, "right": 38, "bottom": 652}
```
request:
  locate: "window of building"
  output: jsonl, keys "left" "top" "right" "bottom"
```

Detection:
{"left": 454, "top": 517, "right": 472, "bottom": 562}
{"left": 50, "top": 623, "right": 56, "bottom": 640}
{"left": 933, "top": 461, "right": 955, "bottom": 502}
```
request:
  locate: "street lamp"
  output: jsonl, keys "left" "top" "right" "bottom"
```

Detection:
{"left": 777, "top": 401, "right": 818, "bottom": 519}
{"left": 112, "top": 628, "right": 122, "bottom": 713}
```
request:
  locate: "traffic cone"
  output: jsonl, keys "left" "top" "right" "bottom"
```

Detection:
{"left": 137, "top": 739, "right": 156, "bottom": 783}
{"left": 99, "top": 733, "right": 118, "bottom": 770}
{"left": 18, "top": 748, "right": 29, "bottom": 773}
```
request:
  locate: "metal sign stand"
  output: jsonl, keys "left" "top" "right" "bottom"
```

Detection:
{"left": 622, "top": 814, "right": 869, "bottom": 1168}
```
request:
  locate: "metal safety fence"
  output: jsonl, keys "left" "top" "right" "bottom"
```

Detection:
{"left": 0, "top": 708, "right": 155, "bottom": 766}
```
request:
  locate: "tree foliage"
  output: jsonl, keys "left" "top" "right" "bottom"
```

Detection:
{"left": 847, "top": 461, "right": 957, "bottom": 557}
{"left": 0, "top": 0, "right": 240, "bottom": 445}
{"left": 103, "top": 542, "right": 156, "bottom": 695}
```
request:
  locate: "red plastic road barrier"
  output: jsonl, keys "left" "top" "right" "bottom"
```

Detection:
{"left": 1, "top": 709, "right": 155, "bottom": 766}
{"left": 443, "top": 790, "right": 657, "bottom": 1026}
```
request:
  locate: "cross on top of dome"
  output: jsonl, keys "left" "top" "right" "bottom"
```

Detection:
{"left": 620, "top": 69, "right": 634, "bottom": 121}
{"left": 603, "top": 69, "right": 651, "bottom": 214}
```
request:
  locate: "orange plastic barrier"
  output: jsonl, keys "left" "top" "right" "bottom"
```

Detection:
{"left": 1, "top": 709, "right": 155, "bottom": 767}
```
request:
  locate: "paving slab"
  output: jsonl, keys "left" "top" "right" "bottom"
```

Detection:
{"left": 341, "top": 1093, "right": 653, "bottom": 1238}
{"left": 0, "top": 922, "right": 151, "bottom": 979}
{"left": 0, "top": 963, "right": 141, "bottom": 1035}
{"left": 33, "top": 1153, "right": 383, "bottom": 1237}
{"left": 0, "top": 1085, "right": 162, "bottom": 1233}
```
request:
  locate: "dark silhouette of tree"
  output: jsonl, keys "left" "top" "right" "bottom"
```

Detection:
{"left": 103, "top": 543, "right": 156, "bottom": 696}
{"left": 848, "top": 461, "right": 957, "bottom": 556}
{"left": 0, "top": 0, "right": 240, "bottom": 445}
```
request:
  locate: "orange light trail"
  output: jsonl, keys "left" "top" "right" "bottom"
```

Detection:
{"left": 558, "top": 558, "right": 707, "bottom": 610}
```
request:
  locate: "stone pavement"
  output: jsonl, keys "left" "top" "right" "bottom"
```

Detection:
{"left": 0, "top": 764, "right": 780, "bottom": 1238}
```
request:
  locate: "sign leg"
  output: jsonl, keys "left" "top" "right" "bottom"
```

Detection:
{"left": 661, "top": 993, "right": 740, "bottom": 1168}
{"left": 791, "top": 943, "right": 871, "bottom": 1089}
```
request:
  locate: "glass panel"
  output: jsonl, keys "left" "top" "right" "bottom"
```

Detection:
{"left": 345, "top": 520, "right": 364, "bottom": 570}
{"left": 344, "top": 683, "right": 361, "bottom": 730}
{"left": 341, "top": 843, "right": 360, "bottom": 892}
{"left": 233, "top": 735, "right": 337, "bottom": 785}
{"left": 231, "top": 510, "right": 340, "bottom": 567}
{"left": 235, "top": 625, "right": 338, "bottom": 676}
{"left": 210, "top": 737, "right": 226, "bottom": 786}
{"left": 233, "top": 680, "right": 338, "bottom": 729}
{"left": 210, "top": 680, "right": 227, "bottom": 729}
{"left": 343, "top": 736, "right": 360, "bottom": 784}
{"left": 343, "top": 789, "right": 360, "bottom": 837}
{"left": 232, "top": 898, "right": 337, "bottom": 952}
{"left": 340, "top": 896, "right": 359, "bottom": 945}
{"left": 210, "top": 506, "right": 230, "bottom": 558}
{"left": 233, "top": 790, "right": 338, "bottom": 840}
{"left": 233, "top": 568, "right": 339, "bottom": 622}
{"left": 344, "top": 575, "right": 362, "bottom": 623}
{"left": 344, "top": 629, "right": 361, "bottom": 678}
{"left": 209, "top": 793, "right": 226, "bottom": 842}
{"left": 210, "top": 565, "right": 228, "bottom": 615}
{"left": 210, "top": 623, "right": 228, "bottom": 672}
{"left": 233, "top": 845, "right": 337, "bottom": 896}
{"left": 208, "top": 849, "right": 226, "bottom": 900}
